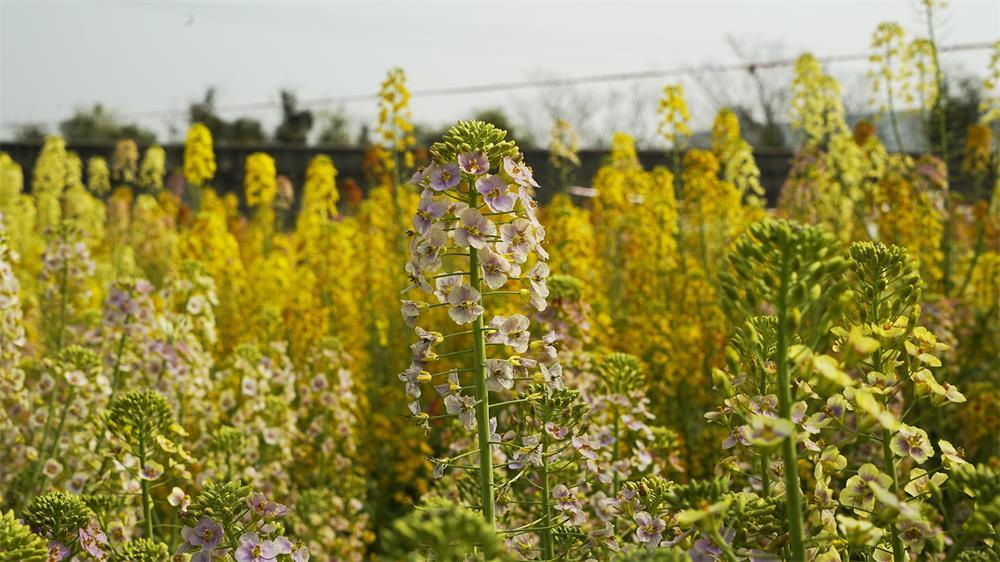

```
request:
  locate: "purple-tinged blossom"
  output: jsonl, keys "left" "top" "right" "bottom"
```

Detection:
{"left": 181, "top": 517, "right": 223, "bottom": 549}
{"left": 503, "top": 156, "right": 539, "bottom": 188}
{"left": 434, "top": 371, "right": 461, "bottom": 397}
{"left": 526, "top": 261, "right": 550, "bottom": 300}
{"left": 509, "top": 434, "right": 542, "bottom": 470}
{"left": 891, "top": 424, "right": 934, "bottom": 465}
{"left": 292, "top": 546, "right": 310, "bottom": 562}
{"left": 497, "top": 218, "right": 535, "bottom": 262}
{"left": 400, "top": 300, "right": 424, "bottom": 327}
{"left": 404, "top": 261, "right": 433, "bottom": 294}
{"left": 427, "top": 162, "right": 461, "bottom": 191}
{"left": 476, "top": 175, "right": 516, "bottom": 213}
{"left": 413, "top": 191, "right": 450, "bottom": 235}
{"left": 446, "top": 284, "right": 484, "bottom": 325}
{"left": 409, "top": 166, "right": 428, "bottom": 185}
{"left": 485, "top": 359, "right": 514, "bottom": 391}
{"left": 410, "top": 225, "right": 448, "bottom": 273}
{"left": 434, "top": 275, "right": 462, "bottom": 305}
{"left": 517, "top": 187, "right": 539, "bottom": 226}
{"left": 399, "top": 362, "right": 428, "bottom": 399}
{"left": 540, "top": 362, "right": 564, "bottom": 390}
{"left": 235, "top": 532, "right": 288, "bottom": 562}
{"left": 248, "top": 493, "right": 289, "bottom": 518}
{"left": 634, "top": 511, "right": 665, "bottom": 547}
{"left": 444, "top": 393, "right": 477, "bottom": 430}
{"left": 458, "top": 151, "right": 490, "bottom": 175}
{"left": 552, "top": 484, "right": 586, "bottom": 525}
{"left": 454, "top": 208, "right": 496, "bottom": 249}
{"left": 78, "top": 520, "right": 108, "bottom": 561}
{"left": 478, "top": 248, "right": 512, "bottom": 289}
{"left": 485, "top": 314, "right": 530, "bottom": 353}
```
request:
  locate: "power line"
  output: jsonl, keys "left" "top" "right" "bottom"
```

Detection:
{"left": 2, "top": 41, "right": 993, "bottom": 128}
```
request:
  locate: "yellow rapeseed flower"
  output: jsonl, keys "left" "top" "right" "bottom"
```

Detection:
{"left": 183, "top": 123, "right": 216, "bottom": 187}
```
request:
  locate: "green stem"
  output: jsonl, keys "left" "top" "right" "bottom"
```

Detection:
{"left": 539, "top": 424, "right": 554, "bottom": 560}
{"left": 925, "top": 4, "right": 952, "bottom": 293}
{"left": 468, "top": 176, "right": 496, "bottom": 526}
{"left": 709, "top": 527, "right": 740, "bottom": 562}
{"left": 776, "top": 255, "right": 806, "bottom": 561}
{"left": 84, "top": 332, "right": 129, "bottom": 494}
{"left": 760, "top": 454, "right": 771, "bottom": 497}
{"left": 139, "top": 435, "right": 154, "bottom": 538}
{"left": 954, "top": 211, "right": 986, "bottom": 298}
{"left": 43, "top": 387, "right": 76, "bottom": 462}
{"left": 612, "top": 405, "right": 621, "bottom": 495}
{"left": 881, "top": 428, "right": 905, "bottom": 562}
{"left": 56, "top": 241, "right": 70, "bottom": 351}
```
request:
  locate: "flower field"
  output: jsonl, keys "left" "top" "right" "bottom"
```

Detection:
{"left": 1, "top": 12, "right": 999, "bottom": 562}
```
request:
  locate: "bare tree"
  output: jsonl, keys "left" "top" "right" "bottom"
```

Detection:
{"left": 691, "top": 35, "right": 793, "bottom": 148}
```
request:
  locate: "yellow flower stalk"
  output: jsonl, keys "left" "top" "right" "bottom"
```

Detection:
{"left": 129, "top": 194, "right": 178, "bottom": 285}
{"left": 657, "top": 83, "right": 692, "bottom": 151}
{"left": 180, "top": 188, "right": 247, "bottom": 349}
{"left": 86, "top": 156, "right": 111, "bottom": 197}
{"left": 909, "top": 38, "right": 941, "bottom": 118}
{"left": 243, "top": 152, "right": 278, "bottom": 261}
{"left": 783, "top": 58, "right": 863, "bottom": 239}
{"left": 138, "top": 146, "right": 166, "bottom": 193}
{"left": 0, "top": 153, "right": 41, "bottom": 287}
{"left": 376, "top": 67, "right": 416, "bottom": 175}
{"left": 31, "top": 136, "right": 68, "bottom": 234}
{"left": 296, "top": 155, "right": 339, "bottom": 243}
{"left": 790, "top": 54, "right": 849, "bottom": 147}
{"left": 62, "top": 174, "right": 106, "bottom": 251}
{"left": 679, "top": 149, "right": 744, "bottom": 267}
{"left": 183, "top": 122, "right": 216, "bottom": 188}
{"left": 111, "top": 139, "right": 139, "bottom": 186}
{"left": 961, "top": 124, "right": 993, "bottom": 182}
{"left": 244, "top": 152, "right": 277, "bottom": 209}
{"left": 874, "top": 155, "right": 945, "bottom": 283}
{"left": 711, "top": 109, "right": 765, "bottom": 207}
{"left": 65, "top": 152, "right": 85, "bottom": 192}
{"left": 869, "top": 22, "right": 914, "bottom": 151}
{"left": 548, "top": 118, "right": 581, "bottom": 169}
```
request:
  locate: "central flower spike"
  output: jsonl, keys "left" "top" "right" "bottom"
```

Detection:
{"left": 401, "top": 120, "right": 561, "bottom": 528}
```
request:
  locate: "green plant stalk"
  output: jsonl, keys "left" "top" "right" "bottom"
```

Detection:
{"left": 138, "top": 435, "right": 154, "bottom": 538}
{"left": 540, "top": 427, "right": 555, "bottom": 560}
{"left": 467, "top": 175, "right": 496, "bottom": 526}
{"left": 709, "top": 527, "right": 741, "bottom": 562}
{"left": 881, "top": 428, "right": 905, "bottom": 562}
{"left": 760, "top": 454, "right": 771, "bottom": 497}
{"left": 776, "top": 257, "right": 806, "bottom": 561}
{"left": 955, "top": 215, "right": 987, "bottom": 298}
{"left": 612, "top": 405, "right": 621, "bottom": 496}
{"left": 870, "top": 295, "right": 903, "bottom": 562}
{"left": 43, "top": 387, "right": 76, "bottom": 464}
{"left": 925, "top": 4, "right": 953, "bottom": 294}
{"left": 19, "top": 387, "right": 60, "bottom": 508}
{"left": 56, "top": 240, "right": 69, "bottom": 352}
{"left": 84, "top": 331, "right": 130, "bottom": 495}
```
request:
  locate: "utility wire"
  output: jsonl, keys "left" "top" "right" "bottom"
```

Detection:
{"left": 2, "top": 41, "right": 993, "bottom": 127}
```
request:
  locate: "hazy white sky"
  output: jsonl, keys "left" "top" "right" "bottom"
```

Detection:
{"left": 1, "top": 0, "right": 997, "bottom": 145}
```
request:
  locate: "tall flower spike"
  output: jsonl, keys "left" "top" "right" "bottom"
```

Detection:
{"left": 404, "top": 120, "right": 559, "bottom": 528}
{"left": 657, "top": 83, "right": 692, "bottom": 151}
{"left": 183, "top": 123, "right": 216, "bottom": 187}
{"left": 377, "top": 67, "right": 416, "bottom": 174}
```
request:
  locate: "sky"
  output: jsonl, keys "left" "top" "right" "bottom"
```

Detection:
{"left": 1, "top": 0, "right": 997, "bottom": 146}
